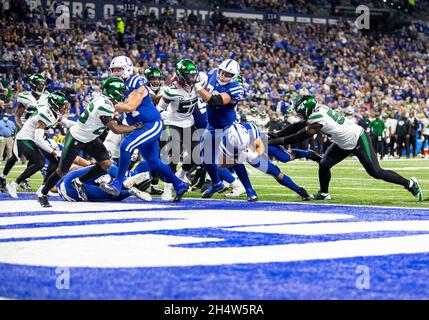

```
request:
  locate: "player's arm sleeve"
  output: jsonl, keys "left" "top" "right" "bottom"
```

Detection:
{"left": 35, "top": 128, "right": 55, "bottom": 154}
{"left": 100, "top": 115, "right": 114, "bottom": 125}
{"left": 273, "top": 120, "right": 307, "bottom": 137}
{"left": 228, "top": 85, "right": 245, "bottom": 103}
{"left": 157, "top": 95, "right": 172, "bottom": 113}
{"left": 60, "top": 118, "right": 76, "bottom": 128}
{"left": 268, "top": 127, "right": 311, "bottom": 146}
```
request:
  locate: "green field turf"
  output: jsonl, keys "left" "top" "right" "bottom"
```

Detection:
{"left": 2, "top": 158, "right": 428, "bottom": 208}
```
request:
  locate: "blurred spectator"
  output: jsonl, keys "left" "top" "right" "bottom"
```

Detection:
{"left": 420, "top": 112, "right": 429, "bottom": 158}
{"left": 0, "top": 113, "right": 15, "bottom": 160}
{"left": 267, "top": 112, "right": 284, "bottom": 134}
{"left": 53, "top": 128, "right": 65, "bottom": 144}
{"left": 396, "top": 109, "right": 410, "bottom": 158}
{"left": 116, "top": 17, "right": 125, "bottom": 48}
{"left": 385, "top": 112, "right": 398, "bottom": 158}
{"left": 408, "top": 110, "right": 419, "bottom": 158}
{"left": 369, "top": 113, "right": 386, "bottom": 159}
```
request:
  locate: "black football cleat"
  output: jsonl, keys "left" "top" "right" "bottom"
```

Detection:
{"left": 37, "top": 195, "right": 52, "bottom": 208}
{"left": 297, "top": 188, "right": 313, "bottom": 201}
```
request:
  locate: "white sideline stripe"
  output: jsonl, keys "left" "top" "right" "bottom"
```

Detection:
{"left": 229, "top": 220, "right": 429, "bottom": 235}
{"left": 2, "top": 233, "right": 429, "bottom": 267}
{"left": 0, "top": 297, "right": 12, "bottom": 300}
{"left": 0, "top": 211, "right": 177, "bottom": 226}
{"left": 0, "top": 210, "right": 351, "bottom": 240}
{"left": 0, "top": 200, "right": 171, "bottom": 213}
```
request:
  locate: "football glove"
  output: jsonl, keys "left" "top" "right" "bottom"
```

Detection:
{"left": 194, "top": 71, "right": 208, "bottom": 91}
{"left": 134, "top": 122, "right": 145, "bottom": 130}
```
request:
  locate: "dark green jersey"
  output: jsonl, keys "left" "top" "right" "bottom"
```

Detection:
{"left": 370, "top": 119, "right": 386, "bottom": 137}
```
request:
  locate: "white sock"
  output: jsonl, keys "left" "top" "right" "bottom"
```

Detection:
{"left": 0, "top": 174, "right": 5, "bottom": 179}
{"left": 164, "top": 183, "right": 173, "bottom": 191}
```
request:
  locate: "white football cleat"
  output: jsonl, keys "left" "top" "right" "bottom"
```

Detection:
{"left": 161, "top": 183, "right": 174, "bottom": 202}
{"left": 94, "top": 174, "right": 112, "bottom": 185}
{"left": 225, "top": 179, "right": 246, "bottom": 198}
{"left": 123, "top": 172, "right": 151, "bottom": 189}
{"left": 5, "top": 181, "right": 18, "bottom": 198}
{"left": 129, "top": 187, "right": 152, "bottom": 201}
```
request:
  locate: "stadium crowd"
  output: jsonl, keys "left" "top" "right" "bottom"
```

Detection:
{"left": 0, "top": 1, "right": 428, "bottom": 161}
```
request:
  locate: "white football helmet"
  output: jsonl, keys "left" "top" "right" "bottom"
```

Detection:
{"left": 217, "top": 59, "right": 240, "bottom": 85}
{"left": 109, "top": 56, "right": 134, "bottom": 80}
{"left": 220, "top": 123, "right": 249, "bottom": 163}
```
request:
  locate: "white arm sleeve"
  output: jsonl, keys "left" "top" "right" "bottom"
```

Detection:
{"left": 35, "top": 128, "right": 54, "bottom": 154}
{"left": 156, "top": 98, "right": 168, "bottom": 113}
{"left": 60, "top": 118, "right": 76, "bottom": 128}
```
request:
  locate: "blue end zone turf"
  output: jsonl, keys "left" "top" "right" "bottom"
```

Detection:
{"left": 0, "top": 194, "right": 429, "bottom": 299}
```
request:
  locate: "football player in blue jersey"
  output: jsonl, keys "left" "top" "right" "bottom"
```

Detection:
{"left": 195, "top": 59, "right": 258, "bottom": 201}
{"left": 219, "top": 122, "right": 318, "bottom": 200}
{"left": 101, "top": 56, "right": 189, "bottom": 202}
{"left": 57, "top": 163, "right": 152, "bottom": 202}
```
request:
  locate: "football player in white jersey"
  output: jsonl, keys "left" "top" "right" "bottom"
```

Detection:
{"left": 1, "top": 74, "right": 50, "bottom": 192}
{"left": 15, "top": 74, "right": 50, "bottom": 129}
{"left": 156, "top": 59, "right": 200, "bottom": 201}
{"left": 1, "top": 91, "right": 74, "bottom": 198}
{"left": 37, "top": 78, "right": 142, "bottom": 207}
{"left": 268, "top": 95, "right": 423, "bottom": 201}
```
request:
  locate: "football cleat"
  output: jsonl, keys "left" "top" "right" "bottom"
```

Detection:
{"left": 100, "top": 178, "right": 122, "bottom": 197}
{"left": 173, "top": 182, "right": 190, "bottom": 202}
{"left": 408, "top": 177, "right": 423, "bottom": 201}
{"left": 36, "top": 185, "right": 57, "bottom": 197}
{"left": 149, "top": 185, "right": 163, "bottom": 195}
{"left": 225, "top": 180, "right": 246, "bottom": 198}
{"left": 37, "top": 194, "right": 52, "bottom": 208}
{"left": 313, "top": 191, "right": 331, "bottom": 200}
{"left": 20, "top": 181, "right": 32, "bottom": 191}
{"left": 71, "top": 178, "right": 88, "bottom": 201}
{"left": 5, "top": 181, "right": 18, "bottom": 198}
{"left": 246, "top": 189, "right": 258, "bottom": 202}
{"left": 129, "top": 187, "right": 152, "bottom": 201}
{"left": 123, "top": 172, "right": 151, "bottom": 189}
{"left": 161, "top": 183, "right": 174, "bottom": 202}
{"left": 202, "top": 181, "right": 227, "bottom": 198}
{"left": 296, "top": 188, "right": 313, "bottom": 201}
{"left": 0, "top": 176, "right": 6, "bottom": 192}
{"left": 187, "top": 166, "right": 204, "bottom": 186}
